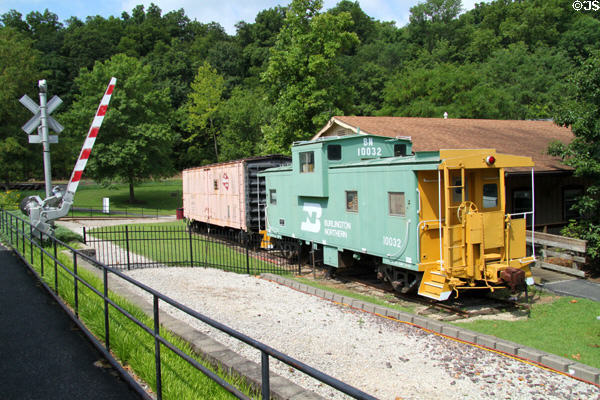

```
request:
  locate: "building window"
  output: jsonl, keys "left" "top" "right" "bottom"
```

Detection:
{"left": 270, "top": 189, "right": 277, "bottom": 205}
{"left": 394, "top": 144, "right": 407, "bottom": 157}
{"left": 512, "top": 189, "right": 532, "bottom": 214}
{"left": 213, "top": 179, "right": 218, "bottom": 190}
{"left": 346, "top": 191, "right": 358, "bottom": 212}
{"left": 300, "top": 151, "right": 314, "bottom": 173}
{"left": 563, "top": 186, "right": 583, "bottom": 220}
{"left": 389, "top": 192, "right": 406, "bottom": 216}
{"left": 483, "top": 183, "right": 498, "bottom": 208}
{"left": 327, "top": 145, "right": 342, "bottom": 160}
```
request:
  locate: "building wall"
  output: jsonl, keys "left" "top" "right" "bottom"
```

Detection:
{"left": 506, "top": 172, "right": 586, "bottom": 232}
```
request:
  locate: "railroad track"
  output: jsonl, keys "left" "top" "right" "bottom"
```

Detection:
{"left": 301, "top": 268, "right": 530, "bottom": 320}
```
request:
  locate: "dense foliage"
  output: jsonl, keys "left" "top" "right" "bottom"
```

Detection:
{"left": 550, "top": 53, "right": 600, "bottom": 265}
{"left": 0, "top": 0, "right": 598, "bottom": 190}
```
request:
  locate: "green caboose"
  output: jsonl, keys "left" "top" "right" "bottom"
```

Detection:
{"left": 261, "top": 134, "right": 536, "bottom": 300}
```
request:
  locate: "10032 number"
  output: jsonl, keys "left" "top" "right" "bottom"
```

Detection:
{"left": 383, "top": 236, "right": 403, "bottom": 248}
{"left": 358, "top": 147, "right": 382, "bottom": 157}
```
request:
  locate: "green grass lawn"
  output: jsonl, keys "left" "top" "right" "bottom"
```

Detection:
{"left": 453, "top": 295, "right": 600, "bottom": 369}
{"left": 18, "top": 180, "right": 182, "bottom": 215}
{"left": 0, "top": 220, "right": 258, "bottom": 399}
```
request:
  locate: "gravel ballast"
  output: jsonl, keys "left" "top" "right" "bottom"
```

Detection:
{"left": 122, "top": 267, "right": 599, "bottom": 400}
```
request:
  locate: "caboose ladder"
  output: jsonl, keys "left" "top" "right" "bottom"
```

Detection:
{"left": 418, "top": 165, "right": 462, "bottom": 300}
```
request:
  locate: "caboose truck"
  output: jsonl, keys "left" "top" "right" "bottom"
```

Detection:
{"left": 261, "top": 134, "right": 536, "bottom": 300}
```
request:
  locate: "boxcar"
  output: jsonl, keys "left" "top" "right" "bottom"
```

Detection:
{"left": 183, "top": 156, "right": 290, "bottom": 232}
{"left": 261, "top": 134, "right": 536, "bottom": 300}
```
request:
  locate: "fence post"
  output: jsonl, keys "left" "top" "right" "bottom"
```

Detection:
{"left": 21, "top": 219, "right": 25, "bottom": 254}
{"left": 103, "top": 266, "right": 110, "bottom": 351}
{"left": 153, "top": 295, "right": 163, "bottom": 400}
{"left": 30, "top": 224, "right": 34, "bottom": 264}
{"left": 261, "top": 351, "right": 270, "bottom": 400}
{"left": 188, "top": 224, "right": 194, "bottom": 267}
{"left": 53, "top": 239, "right": 58, "bottom": 294}
{"left": 297, "top": 241, "right": 301, "bottom": 275}
{"left": 73, "top": 252, "right": 79, "bottom": 319}
{"left": 14, "top": 215, "right": 18, "bottom": 250}
{"left": 83, "top": 227, "right": 87, "bottom": 244}
{"left": 246, "top": 235, "right": 250, "bottom": 275}
{"left": 40, "top": 237, "right": 44, "bottom": 276}
{"left": 125, "top": 225, "right": 131, "bottom": 271}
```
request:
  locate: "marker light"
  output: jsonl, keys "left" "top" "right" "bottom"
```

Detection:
{"left": 486, "top": 155, "right": 496, "bottom": 165}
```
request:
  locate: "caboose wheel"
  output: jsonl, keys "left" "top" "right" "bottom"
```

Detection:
{"left": 378, "top": 264, "right": 423, "bottom": 294}
{"left": 457, "top": 201, "right": 478, "bottom": 223}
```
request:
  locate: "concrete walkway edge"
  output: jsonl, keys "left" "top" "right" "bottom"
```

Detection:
{"left": 73, "top": 254, "right": 324, "bottom": 400}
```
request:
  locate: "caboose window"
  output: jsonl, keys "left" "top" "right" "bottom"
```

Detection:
{"left": 483, "top": 183, "right": 498, "bottom": 208}
{"left": 394, "top": 144, "right": 407, "bottom": 157}
{"left": 389, "top": 192, "right": 406, "bottom": 216}
{"left": 327, "top": 144, "right": 342, "bottom": 160}
{"left": 270, "top": 189, "right": 277, "bottom": 205}
{"left": 300, "top": 151, "right": 314, "bottom": 173}
{"left": 346, "top": 191, "right": 358, "bottom": 212}
{"left": 213, "top": 179, "right": 218, "bottom": 190}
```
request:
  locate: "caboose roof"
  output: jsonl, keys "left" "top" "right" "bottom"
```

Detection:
{"left": 313, "top": 116, "right": 573, "bottom": 173}
{"left": 293, "top": 132, "right": 411, "bottom": 146}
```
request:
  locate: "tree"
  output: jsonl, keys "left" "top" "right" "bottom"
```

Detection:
{"left": 0, "top": 27, "right": 42, "bottom": 185}
{"left": 408, "top": 0, "right": 463, "bottom": 51}
{"left": 185, "top": 61, "right": 225, "bottom": 161}
{"left": 261, "top": 0, "right": 359, "bottom": 154}
{"left": 550, "top": 53, "right": 600, "bottom": 267}
{"left": 379, "top": 42, "right": 573, "bottom": 120}
{"left": 236, "top": 7, "right": 286, "bottom": 76}
{"left": 217, "top": 86, "right": 272, "bottom": 160}
{"left": 62, "top": 54, "right": 175, "bottom": 203}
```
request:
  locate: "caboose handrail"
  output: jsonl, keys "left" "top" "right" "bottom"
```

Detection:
{"left": 530, "top": 168, "right": 536, "bottom": 256}
{"left": 438, "top": 169, "right": 444, "bottom": 270}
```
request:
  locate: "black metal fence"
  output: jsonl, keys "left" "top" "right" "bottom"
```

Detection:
{"left": 0, "top": 209, "right": 375, "bottom": 400}
{"left": 69, "top": 206, "right": 169, "bottom": 218}
{"left": 84, "top": 225, "right": 301, "bottom": 275}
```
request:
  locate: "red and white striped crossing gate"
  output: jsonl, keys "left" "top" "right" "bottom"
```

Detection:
{"left": 66, "top": 77, "right": 117, "bottom": 197}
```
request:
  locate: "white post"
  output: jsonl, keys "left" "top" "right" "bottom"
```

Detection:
{"left": 38, "top": 80, "right": 52, "bottom": 198}
{"left": 531, "top": 168, "right": 536, "bottom": 258}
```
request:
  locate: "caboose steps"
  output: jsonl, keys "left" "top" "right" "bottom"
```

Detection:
{"left": 418, "top": 268, "right": 452, "bottom": 300}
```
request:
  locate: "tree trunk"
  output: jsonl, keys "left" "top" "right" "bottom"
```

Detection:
{"left": 210, "top": 118, "right": 218, "bottom": 160}
{"left": 129, "top": 178, "right": 136, "bottom": 203}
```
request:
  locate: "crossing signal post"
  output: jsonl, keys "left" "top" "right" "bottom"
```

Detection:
{"left": 20, "top": 80, "right": 64, "bottom": 198}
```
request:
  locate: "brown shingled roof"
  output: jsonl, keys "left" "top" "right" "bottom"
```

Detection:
{"left": 314, "top": 116, "right": 574, "bottom": 172}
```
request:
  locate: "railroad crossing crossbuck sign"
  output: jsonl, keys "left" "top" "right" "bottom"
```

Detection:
{"left": 20, "top": 79, "right": 64, "bottom": 198}
{"left": 20, "top": 90, "right": 64, "bottom": 143}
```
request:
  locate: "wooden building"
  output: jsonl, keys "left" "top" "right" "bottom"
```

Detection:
{"left": 313, "top": 116, "right": 583, "bottom": 232}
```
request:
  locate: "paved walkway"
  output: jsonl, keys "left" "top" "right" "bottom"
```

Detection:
{"left": 531, "top": 266, "right": 600, "bottom": 302}
{"left": 0, "top": 245, "right": 143, "bottom": 400}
